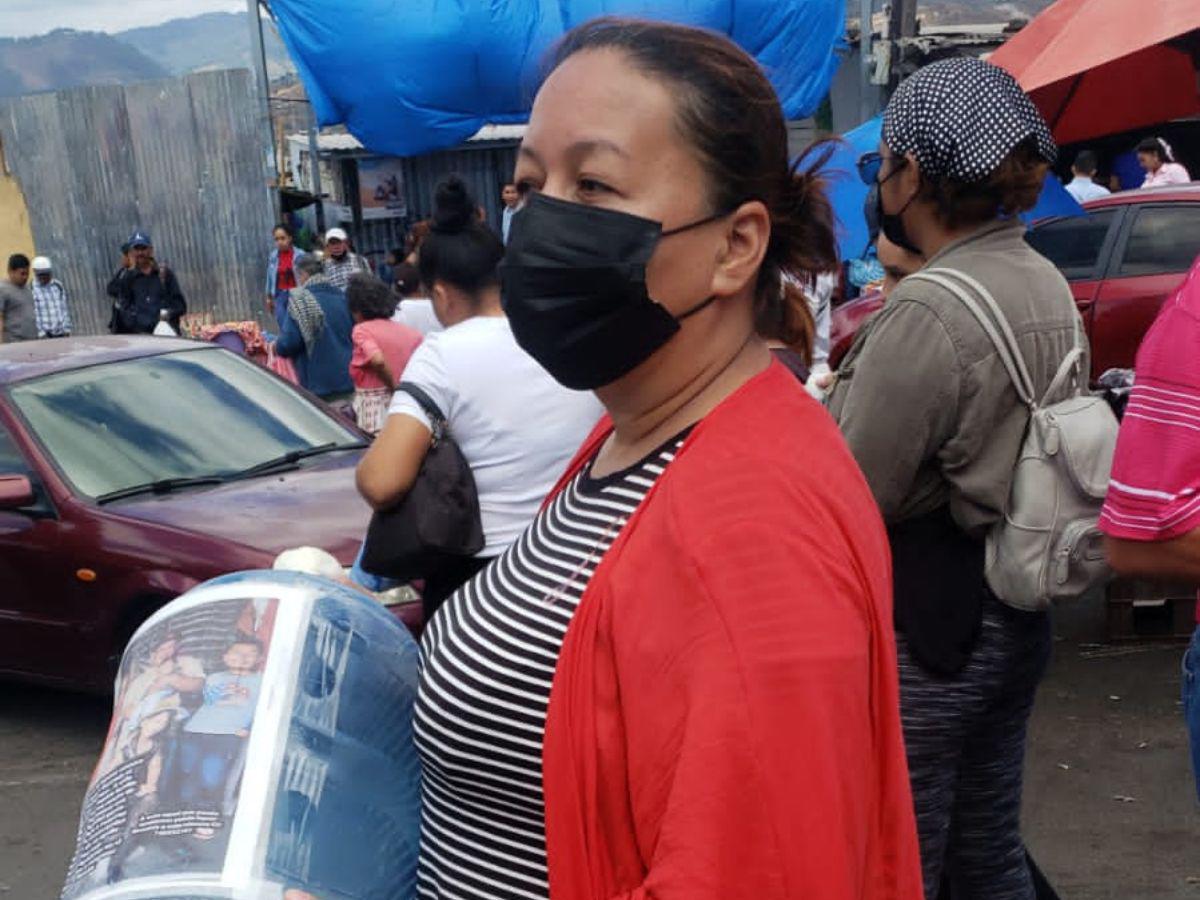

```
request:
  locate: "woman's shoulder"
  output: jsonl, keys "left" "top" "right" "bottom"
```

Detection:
{"left": 433, "top": 316, "right": 518, "bottom": 355}
{"left": 384, "top": 318, "right": 424, "bottom": 343}
{"left": 655, "top": 366, "right": 880, "bottom": 535}
{"left": 603, "top": 372, "right": 889, "bottom": 634}
{"left": 358, "top": 315, "right": 409, "bottom": 335}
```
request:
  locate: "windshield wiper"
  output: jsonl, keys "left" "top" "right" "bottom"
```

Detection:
{"left": 96, "top": 475, "right": 228, "bottom": 505}
{"left": 93, "top": 443, "right": 366, "bottom": 505}
{"left": 228, "top": 441, "right": 367, "bottom": 480}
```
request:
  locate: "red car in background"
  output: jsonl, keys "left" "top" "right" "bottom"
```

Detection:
{"left": 0, "top": 337, "right": 416, "bottom": 691}
{"left": 830, "top": 184, "right": 1200, "bottom": 375}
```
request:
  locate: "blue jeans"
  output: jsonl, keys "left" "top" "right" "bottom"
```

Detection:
{"left": 273, "top": 289, "right": 292, "bottom": 331}
{"left": 176, "top": 732, "right": 242, "bottom": 809}
{"left": 349, "top": 541, "right": 399, "bottom": 593}
{"left": 1183, "top": 624, "right": 1200, "bottom": 802}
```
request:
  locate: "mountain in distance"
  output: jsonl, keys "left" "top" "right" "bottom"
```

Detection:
{"left": 116, "top": 12, "right": 293, "bottom": 80}
{"left": 0, "top": 12, "right": 293, "bottom": 98}
{"left": 0, "top": 29, "right": 167, "bottom": 98}
{"left": 0, "top": 3, "right": 1053, "bottom": 100}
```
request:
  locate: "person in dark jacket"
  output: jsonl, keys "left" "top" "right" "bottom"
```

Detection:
{"left": 107, "top": 231, "right": 187, "bottom": 334}
{"left": 275, "top": 255, "right": 354, "bottom": 402}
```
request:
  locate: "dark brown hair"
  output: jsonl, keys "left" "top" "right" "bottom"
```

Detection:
{"left": 549, "top": 18, "right": 837, "bottom": 364}
{"left": 1136, "top": 137, "right": 1167, "bottom": 162}
{"left": 921, "top": 137, "right": 1048, "bottom": 231}
{"left": 347, "top": 272, "right": 398, "bottom": 321}
{"left": 392, "top": 262, "right": 422, "bottom": 296}
{"left": 405, "top": 219, "right": 432, "bottom": 259}
{"left": 419, "top": 177, "right": 504, "bottom": 299}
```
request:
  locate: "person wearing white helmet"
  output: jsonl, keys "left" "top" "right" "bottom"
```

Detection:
{"left": 30, "top": 255, "right": 72, "bottom": 339}
{"left": 321, "top": 227, "right": 370, "bottom": 290}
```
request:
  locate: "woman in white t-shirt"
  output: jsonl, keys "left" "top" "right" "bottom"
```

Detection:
{"left": 357, "top": 177, "right": 603, "bottom": 618}
{"left": 390, "top": 261, "right": 444, "bottom": 336}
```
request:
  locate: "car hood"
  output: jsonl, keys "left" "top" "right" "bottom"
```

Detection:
{"left": 105, "top": 451, "right": 371, "bottom": 564}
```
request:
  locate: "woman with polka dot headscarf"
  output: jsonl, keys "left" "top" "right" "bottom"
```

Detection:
{"left": 827, "top": 57, "right": 1082, "bottom": 899}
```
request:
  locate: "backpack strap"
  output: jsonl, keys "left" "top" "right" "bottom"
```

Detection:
{"left": 929, "top": 266, "right": 1086, "bottom": 406}
{"left": 907, "top": 269, "right": 1037, "bottom": 409}
{"left": 1042, "top": 345, "right": 1085, "bottom": 405}
{"left": 933, "top": 268, "right": 1042, "bottom": 399}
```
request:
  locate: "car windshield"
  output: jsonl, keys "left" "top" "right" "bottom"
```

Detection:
{"left": 8, "top": 348, "right": 362, "bottom": 500}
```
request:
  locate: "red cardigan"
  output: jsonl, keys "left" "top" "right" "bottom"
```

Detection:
{"left": 541, "top": 362, "right": 923, "bottom": 900}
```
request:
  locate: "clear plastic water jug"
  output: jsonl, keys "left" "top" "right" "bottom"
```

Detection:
{"left": 61, "top": 571, "right": 421, "bottom": 900}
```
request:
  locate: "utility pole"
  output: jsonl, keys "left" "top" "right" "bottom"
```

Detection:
{"left": 859, "top": 0, "right": 875, "bottom": 124}
{"left": 885, "top": 0, "right": 920, "bottom": 94}
{"left": 888, "top": 0, "right": 919, "bottom": 39}
{"left": 247, "top": 0, "right": 280, "bottom": 207}
{"left": 307, "top": 119, "right": 327, "bottom": 235}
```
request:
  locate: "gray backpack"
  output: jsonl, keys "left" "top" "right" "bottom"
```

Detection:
{"left": 908, "top": 268, "right": 1118, "bottom": 611}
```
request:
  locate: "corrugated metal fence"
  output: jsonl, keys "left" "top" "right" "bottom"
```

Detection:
{"left": 403, "top": 143, "right": 520, "bottom": 234}
{"left": 321, "top": 144, "right": 521, "bottom": 261}
{"left": 0, "top": 70, "right": 275, "bottom": 335}
{"left": 301, "top": 142, "right": 520, "bottom": 268}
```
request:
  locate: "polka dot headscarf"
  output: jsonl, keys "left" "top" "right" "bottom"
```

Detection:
{"left": 882, "top": 57, "right": 1057, "bottom": 183}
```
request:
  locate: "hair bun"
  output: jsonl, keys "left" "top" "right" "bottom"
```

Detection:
{"left": 432, "top": 176, "right": 476, "bottom": 234}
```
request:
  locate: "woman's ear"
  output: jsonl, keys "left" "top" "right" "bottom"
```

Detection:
{"left": 430, "top": 281, "right": 453, "bottom": 327}
{"left": 708, "top": 200, "right": 770, "bottom": 299}
{"left": 899, "top": 152, "right": 923, "bottom": 198}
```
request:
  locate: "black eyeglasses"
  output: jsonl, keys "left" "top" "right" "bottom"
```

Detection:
{"left": 857, "top": 152, "right": 908, "bottom": 186}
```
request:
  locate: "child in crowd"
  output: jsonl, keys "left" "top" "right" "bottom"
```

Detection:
{"left": 346, "top": 273, "right": 423, "bottom": 435}
{"left": 175, "top": 638, "right": 264, "bottom": 822}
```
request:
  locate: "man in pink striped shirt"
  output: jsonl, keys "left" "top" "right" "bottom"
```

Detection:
{"left": 1101, "top": 254, "right": 1200, "bottom": 799}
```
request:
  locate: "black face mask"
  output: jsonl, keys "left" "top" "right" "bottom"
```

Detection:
{"left": 500, "top": 193, "right": 723, "bottom": 390}
{"left": 876, "top": 171, "right": 923, "bottom": 256}
{"left": 863, "top": 183, "right": 882, "bottom": 252}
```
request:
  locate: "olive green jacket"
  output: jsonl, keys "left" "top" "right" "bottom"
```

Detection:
{"left": 826, "top": 219, "right": 1089, "bottom": 536}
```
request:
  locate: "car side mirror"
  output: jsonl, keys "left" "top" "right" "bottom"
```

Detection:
{"left": 0, "top": 475, "right": 35, "bottom": 511}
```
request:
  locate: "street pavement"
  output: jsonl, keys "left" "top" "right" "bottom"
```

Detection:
{"left": 0, "top": 640, "right": 1197, "bottom": 899}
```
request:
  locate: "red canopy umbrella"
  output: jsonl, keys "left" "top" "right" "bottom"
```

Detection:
{"left": 990, "top": 0, "right": 1200, "bottom": 144}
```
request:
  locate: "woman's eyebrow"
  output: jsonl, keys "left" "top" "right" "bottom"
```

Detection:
{"left": 565, "top": 138, "right": 629, "bottom": 160}
{"left": 517, "top": 144, "right": 544, "bottom": 166}
{"left": 520, "top": 138, "right": 630, "bottom": 165}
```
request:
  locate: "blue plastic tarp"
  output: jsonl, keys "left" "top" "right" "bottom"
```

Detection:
{"left": 820, "top": 116, "right": 884, "bottom": 262}
{"left": 821, "top": 115, "right": 1086, "bottom": 262}
{"left": 268, "top": 0, "right": 845, "bottom": 157}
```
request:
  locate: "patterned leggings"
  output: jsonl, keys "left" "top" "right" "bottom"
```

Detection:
{"left": 897, "top": 594, "right": 1052, "bottom": 900}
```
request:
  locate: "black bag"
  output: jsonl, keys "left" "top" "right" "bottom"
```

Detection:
{"left": 889, "top": 506, "right": 985, "bottom": 677}
{"left": 359, "top": 383, "right": 485, "bottom": 581}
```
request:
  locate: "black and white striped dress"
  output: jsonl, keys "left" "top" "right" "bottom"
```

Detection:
{"left": 414, "top": 435, "right": 686, "bottom": 900}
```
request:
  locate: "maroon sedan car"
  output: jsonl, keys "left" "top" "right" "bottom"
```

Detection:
{"left": 830, "top": 184, "right": 1200, "bottom": 376}
{"left": 0, "top": 337, "right": 406, "bottom": 690}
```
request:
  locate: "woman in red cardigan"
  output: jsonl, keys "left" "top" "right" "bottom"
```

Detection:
{"left": 412, "top": 17, "right": 923, "bottom": 900}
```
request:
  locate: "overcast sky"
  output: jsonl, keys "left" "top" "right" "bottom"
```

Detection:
{"left": 1, "top": 0, "right": 246, "bottom": 38}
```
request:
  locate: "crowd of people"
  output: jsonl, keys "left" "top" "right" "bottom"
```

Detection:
{"left": 1063, "top": 136, "right": 1193, "bottom": 203}
{"left": 341, "top": 24, "right": 1196, "bottom": 900}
